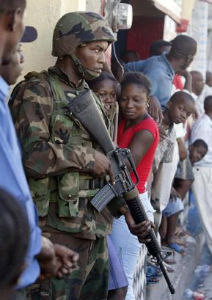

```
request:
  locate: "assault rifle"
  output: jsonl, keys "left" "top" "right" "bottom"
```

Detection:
{"left": 68, "top": 89, "right": 175, "bottom": 294}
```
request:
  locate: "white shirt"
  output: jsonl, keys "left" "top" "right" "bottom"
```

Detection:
{"left": 192, "top": 85, "right": 212, "bottom": 118}
{"left": 190, "top": 113, "right": 212, "bottom": 166}
{"left": 174, "top": 123, "right": 186, "bottom": 139}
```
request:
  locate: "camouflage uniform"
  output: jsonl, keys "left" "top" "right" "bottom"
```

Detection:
{"left": 10, "top": 12, "right": 124, "bottom": 300}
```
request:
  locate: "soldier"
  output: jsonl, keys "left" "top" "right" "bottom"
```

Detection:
{"left": 10, "top": 12, "right": 151, "bottom": 300}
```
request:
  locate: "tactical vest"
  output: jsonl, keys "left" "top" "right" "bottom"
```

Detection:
{"left": 26, "top": 71, "right": 109, "bottom": 222}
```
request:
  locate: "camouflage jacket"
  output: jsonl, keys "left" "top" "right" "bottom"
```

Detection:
{"left": 10, "top": 66, "right": 124, "bottom": 239}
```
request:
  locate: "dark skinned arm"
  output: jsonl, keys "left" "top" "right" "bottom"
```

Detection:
{"left": 121, "top": 128, "right": 155, "bottom": 241}
{"left": 177, "top": 137, "right": 187, "bottom": 161}
{"left": 129, "top": 129, "right": 154, "bottom": 166}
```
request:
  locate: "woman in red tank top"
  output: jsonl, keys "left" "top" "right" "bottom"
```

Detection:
{"left": 110, "top": 72, "right": 159, "bottom": 300}
{"left": 118, "top": 72, "right": 159, "bottom": 193}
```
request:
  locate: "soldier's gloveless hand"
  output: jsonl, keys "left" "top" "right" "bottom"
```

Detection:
{"left": 90, "top": 150, "right": 111, "bottom": 178}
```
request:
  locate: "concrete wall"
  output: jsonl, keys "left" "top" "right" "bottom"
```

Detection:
{"left": 21, "top": 0, "right": 86, "bottom": 79}
{"left": 207, "top": 5, "right": 212, "bottom": 71}
{"left": 86, "top": 0, "right": 102, "bottom": 13}
{"left": 189, "top": 0, "right": 209, "bottom": 77}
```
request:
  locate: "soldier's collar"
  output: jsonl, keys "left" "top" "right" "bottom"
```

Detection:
{"left": 48, "top": 66, "right": 88, "bottom": 89}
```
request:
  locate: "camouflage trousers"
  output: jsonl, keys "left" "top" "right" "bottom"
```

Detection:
{"left": 26, "top": 232, "right": 109, "bottom": 300}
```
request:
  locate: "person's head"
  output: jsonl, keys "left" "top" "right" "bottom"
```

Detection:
{"left": 149, "top": 40, "right": 172, "bottom": 57}
{"left": 0, "top": 189, "right": 29, "bottom": 300}
{"left": 0, "top": 0, "right": 26, "bottom": 67}
{"left": 121, "top": 50, "right": 140, "bottom": 63}
{"left": 1, "top": 43, "right": 23, "bottom": 85}
{"left": 52, "top": 12, "right": 115, "bottom": 81}
{"left": 189, "top": 139, "right": 208, "bottom": 164}
{"left": 88, "top": 71, "right": 118, "bottom": 109}
{"left": 0, "top": 26, "right": 36, "bottom": 86}
{"left": 168, "top": 35, "right": 197, "bottom": 72}
{"left": 206, "top": 71, "right": 212, "bottom": 87}
{"left": 119, "top": 72, "right": 151, "bottom": 120}
{"left": 167, "top": 91, "right": 195, "bottom": 124}
{"left": 204, "top": 95, "right": 212, "bottom": 116}
{"left": 190, "top": 70, "right": 204, "bottom": 96}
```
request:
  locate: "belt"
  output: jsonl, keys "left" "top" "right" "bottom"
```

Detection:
{"left": 79, "top": 178, "right": 105, "bottom": 190}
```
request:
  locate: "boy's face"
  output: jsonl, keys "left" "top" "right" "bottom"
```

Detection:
{"left": 189, "top": 145, "right": 207, "bottom": 164}
{"left": 192, "top": 73, "right": 204, "bottom": 96}
{"left": 1, "top": 44, "right": 23, "bottom": 85}
{"left": 168, "top": 99, "right": 195, "bottom": 124}
{"left": 94, "top": 79, "right": 117, "bottom": 110}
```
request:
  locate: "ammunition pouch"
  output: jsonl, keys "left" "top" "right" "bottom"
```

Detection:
{"left": 79, "top": 177, "right": 105, "bottom": 190}
{"left": 57, "top": 173, "right": 105, "bottom": 218}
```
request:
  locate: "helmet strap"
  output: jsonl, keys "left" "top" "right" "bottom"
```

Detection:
{"left": 70, "top": 53, "right": 100, "bottom": 81}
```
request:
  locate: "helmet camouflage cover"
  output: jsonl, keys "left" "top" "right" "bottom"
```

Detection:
{"left": 52, "top": 11, "right": 116, "bottom": 57}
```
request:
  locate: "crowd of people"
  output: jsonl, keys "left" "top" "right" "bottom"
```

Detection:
{"left": 0, "top": 1, "right": 211, "bottom": 300}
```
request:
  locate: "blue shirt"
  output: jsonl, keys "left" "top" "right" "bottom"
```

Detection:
{"left": 124, "top": 54, "right": 175, "bottom": 108}
{"left": 0, "top": 77, "right": 41, "bottom": 288}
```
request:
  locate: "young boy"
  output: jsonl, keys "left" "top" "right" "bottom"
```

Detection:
{"left": 160, "top": 139, "right": 208, "bottom": 253}
{"left": 151, "top": 91, "right": 195, "bottom": 232}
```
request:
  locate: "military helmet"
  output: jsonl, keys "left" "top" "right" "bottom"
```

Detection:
{"left": 52, "top": 11, "right": 116, "bottom": 57}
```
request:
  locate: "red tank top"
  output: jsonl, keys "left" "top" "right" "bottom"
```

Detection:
{"left": 118, "top": 117, "right": 159, "bottom": 193}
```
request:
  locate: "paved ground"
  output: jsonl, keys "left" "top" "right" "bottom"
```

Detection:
{"left": 183, "top": 263, "right": 212, "bottom": 300}
{"left": 146, "top": 235, "right": 207, "bottom": 300}
{"left": 202, "top": 270, "right": 212, "bottom": 300}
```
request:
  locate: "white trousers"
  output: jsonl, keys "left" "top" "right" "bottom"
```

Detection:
{"left": 192, "top": 166, "right": 212, "bottom": 255}
{"left": 151, "top": 141, "right": 179, "bottom": 229}
{"left": 110, "top": 192, "right": 154, "bottom": 300}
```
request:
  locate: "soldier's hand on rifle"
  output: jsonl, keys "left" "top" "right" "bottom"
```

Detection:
{"left": 89, "top": 150, "right": 114, "bottom": 182}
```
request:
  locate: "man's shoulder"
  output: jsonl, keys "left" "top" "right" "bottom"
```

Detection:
{"left": 203, "top": 84, "right": 212, "bottom": 97}
{"left": 21, "top": 70, "right": 51, "bottom": 90}
{"left": 143, "top": 56, "right": 167, "bottom": 77}
{"left": 124, "top": 55, "right": 165, "bottom": 73}
{"left": 191, "top": 115, "right": 207, "bottom": 134}
{"left": 194, "top": 114, "right": 208, "bottom": 124}
{"left": 10, "top": 71, "right": 52, "bottom": 101}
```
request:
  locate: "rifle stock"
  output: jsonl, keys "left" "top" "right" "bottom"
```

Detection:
{"left": 68, "top": 89, "right": 114, "bottom": 153}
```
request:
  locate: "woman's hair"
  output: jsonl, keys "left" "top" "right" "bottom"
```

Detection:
{"left": 0, "top": 189, "right": 29, "bottom": 289}
{"left": 120, "top": 72, "right": 152, "bottom": 96}
{"left": 88, "top": 71, "right": 118, "bottom": 91}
